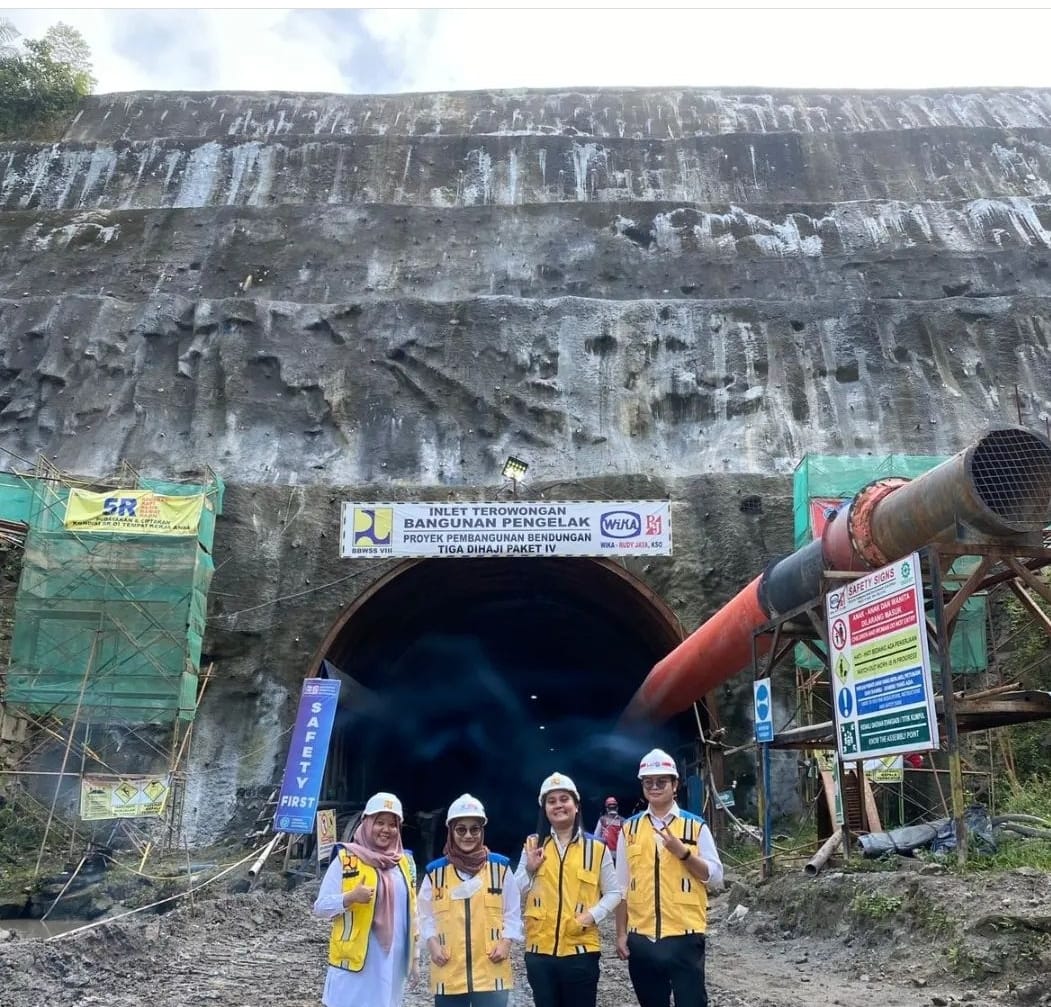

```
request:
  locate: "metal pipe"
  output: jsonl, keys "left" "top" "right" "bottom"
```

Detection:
{"left": 624, "top": 427, "right": 1051, "bottom": 723}
{"left": 804, "top": 828, "right": 843, "bottom": 876}
{"left": 248, "top": 833, "right": 283, "bottom": 877}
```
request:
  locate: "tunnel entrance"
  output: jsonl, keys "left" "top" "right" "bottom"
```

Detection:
{"left": 309, "top": 558, "right": 696, "bottom": 860}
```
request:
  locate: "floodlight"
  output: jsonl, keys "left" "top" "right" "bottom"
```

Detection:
{"left": 502, "top": 456, "right": 529, "bottom": 481}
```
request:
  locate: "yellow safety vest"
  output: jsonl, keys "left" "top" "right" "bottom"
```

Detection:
{"left": 623, "top": 812, "right": 708, "bottom": 939}
{"left": 523, "top": 833, "right": 605, "bottom": 956}
{"left": 328, "top": 846, "right": 417, "bottom": 972}
{"left": 426, "top": 854, "right": 513, "bottom": 995}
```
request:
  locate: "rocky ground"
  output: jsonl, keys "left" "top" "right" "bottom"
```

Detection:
{"left": 3, "top": 854, "right": 1051, "bottom": 1007}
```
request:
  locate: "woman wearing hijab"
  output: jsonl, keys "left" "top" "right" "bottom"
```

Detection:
{"left": 313, "top": 792, "right": 417, "bottom": 1007}
{"left": 418, "top": 793, "right": 522, "bottom": 1006}
{"left": 514, "top": 772, "right": 622, "bottom": 1007}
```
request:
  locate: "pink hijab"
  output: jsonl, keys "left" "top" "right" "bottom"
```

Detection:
{"left": 346, "top": 814, "right": 404, "bottom": 953}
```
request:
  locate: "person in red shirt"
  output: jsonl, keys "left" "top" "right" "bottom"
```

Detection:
{"left": 595, "top": 797, "right": 622, "bottom": 856}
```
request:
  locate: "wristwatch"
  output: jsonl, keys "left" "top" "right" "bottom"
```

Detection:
{"left": 678, "top": 847, "right": 691, "bottom": 861}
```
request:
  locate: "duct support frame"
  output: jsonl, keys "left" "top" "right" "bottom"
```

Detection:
{"left": 741, "top": 540, "right": 1051, "bottom": 877}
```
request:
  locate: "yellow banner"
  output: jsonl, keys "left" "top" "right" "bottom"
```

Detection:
{"left": 80, "top": 774, "right": 171, "bottom": 821}
{"left": 64, "top": 489, "right": 204, "bottom": 535}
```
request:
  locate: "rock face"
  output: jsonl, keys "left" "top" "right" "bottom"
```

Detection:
{"left": 2, "top": 88, "right": 1050, "bottom": 842}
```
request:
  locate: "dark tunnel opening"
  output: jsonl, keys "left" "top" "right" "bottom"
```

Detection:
{"left": 310, "top": 558, "right": 702, "bottom": 861}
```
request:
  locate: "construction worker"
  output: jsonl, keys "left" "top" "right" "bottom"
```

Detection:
{"left": 418, "top": 793, "right": 522, "bottom": 1006}
{"left": 312, "top": 792, "right": 417, "bottom": 1007}
{"left": 515, "top": 772, "right": 622, "bottom": 1007}
{"left": 594, "top": 796, "right": 623, "bottom": 856}
{"left": 615, "top": 749, "right": 723, "bottom": 1007}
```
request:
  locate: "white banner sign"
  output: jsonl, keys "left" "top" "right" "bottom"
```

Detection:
{"left": 340, "top": 501, "right": 672, "bottom": 558}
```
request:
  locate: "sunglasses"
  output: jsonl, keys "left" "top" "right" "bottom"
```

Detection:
{"left": 642, "top": 777, "right": 675, "bottom": 790}
{"left": 453, "top": 825, "right": 482, "bottom": 837}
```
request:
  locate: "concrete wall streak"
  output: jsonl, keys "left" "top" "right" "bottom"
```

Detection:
{"left": 5, "top": 129, "right": 1051, "bottom": 211}
{"left": 65, "top": 89, "right": 1051, "bottom": 143}
{"left": 3, "top": 200, "right": 1051, "bottom": 306}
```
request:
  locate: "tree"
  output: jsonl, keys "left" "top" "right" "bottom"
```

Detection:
{"left": 0, "top": 20, "right": 96, "bottom": 137}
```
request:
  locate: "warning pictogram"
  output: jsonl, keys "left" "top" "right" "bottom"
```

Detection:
{"left": 114, "top": 782, "right": 137, "bottom": 804}
{"left": 832, "top": 618, "right": 847, "bottom": 651}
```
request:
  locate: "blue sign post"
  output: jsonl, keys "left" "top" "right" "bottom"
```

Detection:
{"left": 274, "top": 677, "right": 341, "bottom": 834}
{"left": 753, "top": 678, "right": 774, "bottom": 743}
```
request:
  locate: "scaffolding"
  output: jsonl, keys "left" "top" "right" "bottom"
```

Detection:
{"left": 0, "top": 458, "right": 224, "bottom": 870}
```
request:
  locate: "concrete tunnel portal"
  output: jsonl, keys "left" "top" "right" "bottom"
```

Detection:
{"left": 307, "top": 558, "right": 697, "bottom": 857}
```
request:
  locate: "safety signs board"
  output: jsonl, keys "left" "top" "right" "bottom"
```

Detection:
{"left": 753, "top": 677, "right": 774, "bottom": 743}
{"left": 340, "top": 501, "right": 672, "bottom": 558}
{"left": 80, "top": 774, "right": 171, "bottom": 820}
{"left": 826, "top": 552, "right": 939, "bottom": 762}
{"left": 315, "top": 809, "right": 338, "bottom": 864}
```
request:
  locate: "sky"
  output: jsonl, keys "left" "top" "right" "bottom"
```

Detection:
{"left": 5, "top": 5, "right": 1051, "bottom": 96}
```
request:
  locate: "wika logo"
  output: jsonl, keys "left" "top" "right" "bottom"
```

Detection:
{"left": 600, "top": 511, "right": 641, "bottom": 538}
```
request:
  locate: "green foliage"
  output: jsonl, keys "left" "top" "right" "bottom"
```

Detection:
{"left": 945, "top": 941, "right": 985, "bottom": 979}
{"left": 913, "top": 900, "right": 954, "bottom": 936}
{"left": 997, "top": 593, "right": 1051, "bottom": 782}
{"left": 850, "top": 890, "right": 903, "bottom": 920}
{"left": 0, "top": 19, "right": 95, "bottom": 138}
{"left": 965, "top": 837, "right": 1051, "bottom": 873}
{"left": 1002, "top": 775, "right": 1051, "bottom": 819}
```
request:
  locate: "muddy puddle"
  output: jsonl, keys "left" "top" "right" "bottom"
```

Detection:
{"left": 0, "top": 918, "right": 84, "bottom": 939}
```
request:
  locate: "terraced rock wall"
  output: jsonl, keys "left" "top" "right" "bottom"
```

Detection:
{"left": 2, "top": 88, "right": 1049, "bottom": 841}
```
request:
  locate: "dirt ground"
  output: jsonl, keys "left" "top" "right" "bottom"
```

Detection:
{"left": 4, "top": 856, "right": 1051, "bottom": 1007}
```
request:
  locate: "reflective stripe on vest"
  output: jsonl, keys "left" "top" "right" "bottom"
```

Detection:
{"left": 623, "top": 813, "right": 707, "bottom": 939}
{"left": 427, "top": 854, "right": 512, "bottom": 995}
{"left": 328, "top": 847, "right": 417, "bottom": 972}
{"left": 523, "top": 834, "right": 603, "bottom": 956}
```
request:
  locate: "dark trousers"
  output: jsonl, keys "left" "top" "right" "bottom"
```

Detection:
{"left": 524, "top": 951, "right": 600, "bottom": 1007}
{"left": 434, "top": 993, "right": 510, "bottom": 1007}
{"left": 626, "top": 933, "right": 708, "bottom": 1007}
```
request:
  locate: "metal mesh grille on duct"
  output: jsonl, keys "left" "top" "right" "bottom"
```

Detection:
{"left": 968, "top": 428, "right": 1051, "bottom": 532}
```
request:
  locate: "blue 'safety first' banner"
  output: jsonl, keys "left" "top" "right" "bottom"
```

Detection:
{"left": 274, "top": 676, "right": 340, "bottom": 834}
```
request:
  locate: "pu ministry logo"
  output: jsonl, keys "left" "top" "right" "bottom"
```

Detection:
{"left": 353, "top": 507, "right": 393, "bottom": 548}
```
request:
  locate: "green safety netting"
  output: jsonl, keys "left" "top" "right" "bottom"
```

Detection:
{"left": 1, "top": 471, "right": 223, "bottom": 724}
{"left": 793, "top": 454, "right": 987, "bottom": 674}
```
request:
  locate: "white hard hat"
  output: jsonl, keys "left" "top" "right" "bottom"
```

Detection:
{"left": 538, "top": 772, "right": 579, "bottom": 805}
{"left": 447, "top": 793, "right": 487, "bottom": 825}
{"left": 363, "top": 792, "right": 403, "bottom": 820}
{"left": 638, "top": 748, "right": 679, "bottom": 779}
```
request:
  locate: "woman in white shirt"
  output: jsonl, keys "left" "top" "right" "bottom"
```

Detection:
{"left": 514, "top": 772, "right": 622, "bottom": 1007}
{"left": 312, "top": 792, "right": 417, "bottom": 1007}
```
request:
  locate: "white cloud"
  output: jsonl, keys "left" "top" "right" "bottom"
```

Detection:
{"left": 5, "top": 7, "right": 1051, "bottom": 95}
